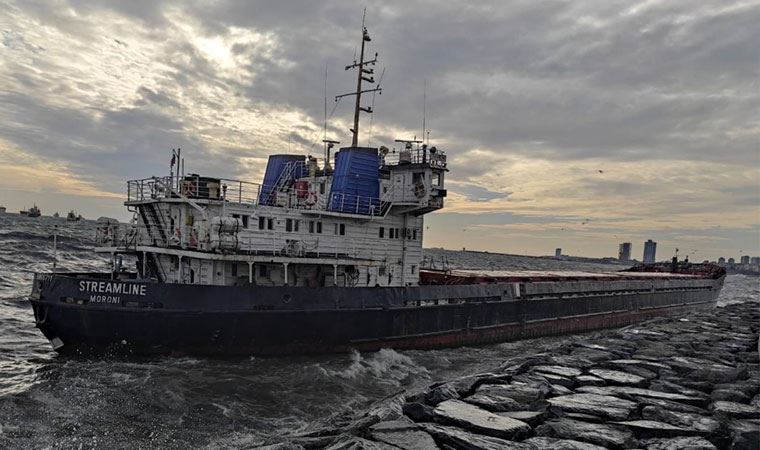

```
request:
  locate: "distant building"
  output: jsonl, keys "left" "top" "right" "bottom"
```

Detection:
{"left": 618, "top": 243, "right": 632, "bottom": 261}
{"left": 752, "top": 257, "right": 760, "bottom": 265}
{"left": 740, "top": 255, "right": 750, "bottom": 265}
{"left": 728, "top": 258, "right": 735, "bottom": 265}
{"left": 643, "top": 240, "right": 657, "bottom": 264}
{"left": 555, "top": 248, "right": 562, "bottom": 258}
{"left": 718, "top": 257, "right": 726, "bottom": 264}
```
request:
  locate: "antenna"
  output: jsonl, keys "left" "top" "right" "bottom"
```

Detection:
{"left": 324, "top": 63, "right": 328, "bottom": 163}
{"left": 422, "top": 79, "right": 426, "bottom": 146}
{"left": 335, "top": 9, "right": 382, "bottom": 147}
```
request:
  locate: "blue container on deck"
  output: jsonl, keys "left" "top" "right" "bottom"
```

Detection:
{"left": 259, "top": 154, "right": 307, "bottom": 205}
{"left": 329, "top": 147, "right": 380, "bottom": 214}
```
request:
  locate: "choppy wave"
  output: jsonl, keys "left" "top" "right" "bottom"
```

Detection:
{"left": 0, "top": 213, "right": 755, "bottom": 448}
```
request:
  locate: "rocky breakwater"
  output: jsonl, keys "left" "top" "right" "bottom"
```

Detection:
{"left": 264, "top": 302, "right": 759, "bottom": 450}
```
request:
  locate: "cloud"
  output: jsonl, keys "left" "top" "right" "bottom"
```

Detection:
{"left": 0, "top": 0, "right": 757, "bottom": 260}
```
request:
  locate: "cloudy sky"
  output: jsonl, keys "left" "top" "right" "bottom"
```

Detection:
{"left": 1, "top": 0, "right": 758, "bottom": 260}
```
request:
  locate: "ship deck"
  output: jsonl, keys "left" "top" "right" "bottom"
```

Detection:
{"left": 420, "top": 268, "right": 709, "bottom": 285}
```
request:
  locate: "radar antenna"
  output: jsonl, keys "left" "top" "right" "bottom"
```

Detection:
{"left": 335, "top": 9, "right": 382, "bottom": 147}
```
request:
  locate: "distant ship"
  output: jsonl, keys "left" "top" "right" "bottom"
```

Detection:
{"left": 67, "top": 210, "right": 83, "bottom": 222}
{"left": 29, "top": 25, "right": 725, "bottom": 356}
{"left": 53, "top": 212, "right": 60, "bottom": 218}
{"left": 0, "top": 205, "right": 6, "bottom": 214}
{"left": 21, "top": 205, "right": 41, "bottom": 217}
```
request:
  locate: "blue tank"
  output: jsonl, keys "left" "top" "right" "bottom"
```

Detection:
{"left": 259, "top": 154, "right": 306, "bottom": 205}
{"left": 329, "top": 147, "right": 380, "bottom": 214}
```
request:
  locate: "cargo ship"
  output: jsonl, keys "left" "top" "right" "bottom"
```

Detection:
{"left": 29, "top": 26, "right": 725, "bottom": 356}
{"left": 20, "top": 204, "right": 41, "bottom": 217}
{"left": 66, "top": 210, "right": 83, "bottom": 222}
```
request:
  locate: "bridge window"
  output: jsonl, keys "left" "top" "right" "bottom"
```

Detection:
{"left": 319, "top": 183, "right": 325, "bottom": 194}
{"left": 340, "top": 224, "right": 345, "bottom": 235}
{"left": 267, "top": 218, "right": 273, "bottom": 230}
{"left": 413, "top": 229, "right": 417, "bottom": 240}
{"left": 379, "top": 227, "right": 384, "bottom": 238}
{"left": 285, "top": 219, "right": 299, "bottom": 232}
{"left": 317, "top": 221, "right": 322, "bottom": 233}
{"left": 309, "top": 220, "right": 315, "bottom": 233}
{"left": 242, "top": 215, "right": 249, "bottom": 228}
{"left": 258, "top": 216, "right": 265, "bottom": 230}
{"left": 389, "top": 228, "right": 394, "bottom": 239}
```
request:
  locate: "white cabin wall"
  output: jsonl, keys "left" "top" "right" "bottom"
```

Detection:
{"left": 130, "top": 148, "right": 443, "bottom": 288}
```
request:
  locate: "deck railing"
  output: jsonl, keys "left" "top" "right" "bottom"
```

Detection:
{"left": 381, "top": 147, "right": 447, "bottom": 168}
{"left": 127, "top": 176, "right": 264, "bottom": 205}
{"left": 95, "top": 221, "right": 393, "bottom": 260}
{"left": 126, "top": 176, "right": 391, "bottom": 217}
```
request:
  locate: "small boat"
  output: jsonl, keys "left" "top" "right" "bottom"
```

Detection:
{"left": 53, "top": 212, "right": 60, "bottom": 218}
{"left": 67, "top": 210, "right": 82, "bottom": 222}
{"left": 0, "top": 205, "right": 6, "bottom": 213}
{"left": 21, "top": 205, "right": 41, "bottom": 217}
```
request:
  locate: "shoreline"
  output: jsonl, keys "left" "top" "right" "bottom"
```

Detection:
{"left": 266, "top": 301, "right": 759, "bottom": 449}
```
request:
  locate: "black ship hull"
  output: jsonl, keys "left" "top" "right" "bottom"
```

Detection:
{"left": 29, "top": 271, "right": 725, "bottom": 356}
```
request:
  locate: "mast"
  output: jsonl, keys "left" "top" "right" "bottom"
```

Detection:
{"left": 336, "top": 12, "right": 381, "bottom": 147}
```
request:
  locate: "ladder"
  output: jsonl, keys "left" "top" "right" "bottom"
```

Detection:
{"left": 145, "top": 253, "right": 167, "bottom": 282}
{"left": 139, "top": 203, "right": 168, "bottom": 247}
{"left": 265, "top": 161, "right": 305, "bottom": 205}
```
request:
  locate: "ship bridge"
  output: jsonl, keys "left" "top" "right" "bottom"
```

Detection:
{"left": 96, "top": 142, "right": 446, "bottom": 289}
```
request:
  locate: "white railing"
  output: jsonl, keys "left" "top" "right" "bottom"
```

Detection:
{"left": 96, "top": 223, "right": 145, "bottom": 249}
{"left": 95, "top": 221, "right": 396, "bottom": 261}
{"left": 381, "top": 147, "right": 447, "bottom": 168}
{"left": 327, "top": 192, "right": 383, "bottom": 216}
{"left": 127, "top": 176, "right": 263, "bottom": 205}
{"left": 127, "top": 175, "right": 392, "bottom": 217}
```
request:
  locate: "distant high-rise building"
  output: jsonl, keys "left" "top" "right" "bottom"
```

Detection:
{"left": 728, "top": 258, "right": 735, "bottom": 265}
{"left": 643, "top": 240, "right": 657, "bottom": 264}
{"left": 718, "top": 257, "right": 726, "bottom": 264}
{"left": 751, "top": 257, "right": 760, "bottom": 265}
{"left": 740, "top": 255, "right": 750, "bottom": 265}
{"left": 555, "top": 248, "right": 562, "bottom": 258}
{"left": 618, "top": 243, "right": 632, "bottom": 261}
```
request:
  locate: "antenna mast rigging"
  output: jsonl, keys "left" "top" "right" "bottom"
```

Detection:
{"left": 336, "top": 10, "right": 381, "bottom": 147}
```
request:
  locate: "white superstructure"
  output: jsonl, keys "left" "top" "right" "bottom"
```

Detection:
{"left": 96, "top": 145, "right": 447, "bottom": 288}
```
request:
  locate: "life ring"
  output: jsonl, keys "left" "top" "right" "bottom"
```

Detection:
{"left": 304, "top": 192, "right": 318, "bottom": 208}
{"left": 414, "top": 182, "right": 426, "bottom": 198}
{"left": 189, "top": 229, "right": 198, "bottom": 247}
{"left": 182, "top": 181, "right": 196, "bottom": 197}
